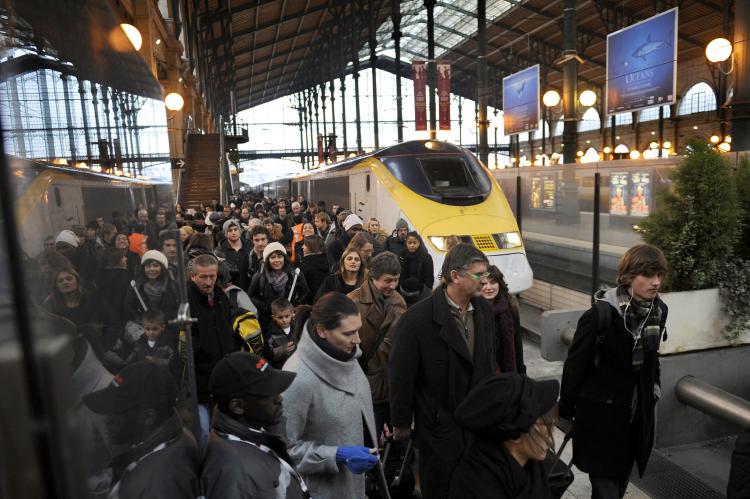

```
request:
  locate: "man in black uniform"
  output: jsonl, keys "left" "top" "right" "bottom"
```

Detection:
{"left": 83, "top": 361, "right": 199, "bottom": 499}
{"left": 202, "top": 352, "right": 309, "bottom": 498}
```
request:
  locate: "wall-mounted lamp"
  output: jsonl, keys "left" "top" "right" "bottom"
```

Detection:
{"left": 579, "top": 90, "right": 597, "bottom": 107}
{"left": 706, "top": 37, "right": 734, "bottom": 74}
{"left": 165, "top": 92, "right": 184, "bottom": 111}
{"left": 120, "top": 23, "right": 142, "bottom": 51}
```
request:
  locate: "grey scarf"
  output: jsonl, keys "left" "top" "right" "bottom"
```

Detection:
{"left": 266, "top": 270, "right": 289, "bottom": 295}
{"left": 616, "top": 285, "right": 662, "bottom": 370}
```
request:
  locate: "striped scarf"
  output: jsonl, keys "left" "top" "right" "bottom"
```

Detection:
{"left": 616, "top": 285, "right": 662, "bottom": 371}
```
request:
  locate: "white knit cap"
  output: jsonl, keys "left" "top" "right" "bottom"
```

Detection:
{"left": 141, "top": 249, "right": 169, "bottom": 268}
{"left": 263, "top": 241, "right": 287, "bottom": 261}
{"left": 343, "top": 214, "right": 364, "bottom": 231}
{"left": 55, "top": 229, "right": 79, "bottom": 248}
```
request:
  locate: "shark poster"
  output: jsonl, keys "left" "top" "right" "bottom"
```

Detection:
{"left": 606, "top": 8, "right": 678, "bottom": 115}
{"left": 503, "top": 65, "right": 540, "bottom": 136}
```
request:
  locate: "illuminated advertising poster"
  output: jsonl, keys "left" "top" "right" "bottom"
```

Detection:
{"left": 502, "top": 65, "right": 540, "bottom": 135}
{"left": 531, "top": 177, "right": 542, "bottom": 209}
{"left": 610, "top": 172, "right": 629, "bottom": 216}
{"left": 542, "top": 174, "right": 556, "bottom": 209}
{"left": 437, "top": 62, "right": 451, "bottom": 130}
{"left": 630, "top": 171, "right": 651, "bottom": 217}
{"left": 412, "top": 61, "right": 427, "bottom": 131}
{"left": 606, "top": 8, "right": 678, "bottom": 114}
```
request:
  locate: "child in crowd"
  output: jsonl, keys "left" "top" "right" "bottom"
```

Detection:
{"left": 265, "top": 298, "right": 296, "bottom": 368}
{"left": 103, "top": 310, "right": 176, "bottom": 375}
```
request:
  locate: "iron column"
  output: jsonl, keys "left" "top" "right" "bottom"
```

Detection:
{"left": 368, "top": 0, "right": 380, "bottom": 148}
{"left": 425, "top": 0, "right": 437, "bottom": 139}
{"left": 392, "top": 0, "right": 404, "bottom": 142}
{"left": 477, "top": 0, "right": 489, "bottom": 165}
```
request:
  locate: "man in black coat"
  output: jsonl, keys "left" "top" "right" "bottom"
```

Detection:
{"left": 83, "top": 361, "right": 199, "bottom": 498}
{"left": 389, "top": 243, "right": 496, "bottom": 499}
{"left": 559, "top": 244, "right": 669, "bottom": 498}
{"left": 202, "top": 352, "right": 307, "bottom": 498}
{"left": 188, "top": 254, "right": 243, "bottom": 442}
{"left": 214, "top": 219, "right": 251, "bottom": 289}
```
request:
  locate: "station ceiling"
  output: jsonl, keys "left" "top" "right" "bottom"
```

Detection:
{"left": 196, "top": 0, "right": 727, "bottom": 113}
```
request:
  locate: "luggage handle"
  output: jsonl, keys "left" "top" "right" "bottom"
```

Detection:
{"left": 548, "top": 433, "right": 573, "bottom": 476}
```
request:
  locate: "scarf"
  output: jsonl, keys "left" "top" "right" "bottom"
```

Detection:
{"left": 143, "top": 276, "right": 168, "bottom": 308}
{"left": 307, "top": 320, "right": 356, "bottom": 362}
{"left": 616, "top": 285, "right": 662, "bottom": 370}
{"left": 266, "top": 269, "right": 289, "bottom": 295}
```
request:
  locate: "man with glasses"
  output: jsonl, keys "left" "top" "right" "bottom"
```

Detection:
{"left": 389, "top": 243, "right": 496, "bottom": 499}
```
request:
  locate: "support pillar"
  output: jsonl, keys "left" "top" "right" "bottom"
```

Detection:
{"left": 61, "top": 74, "right": 77, "bottom": 163}
{"left": 392, "top": 0, "right": 404, "bottom": 142}
{"left": 368, "top": 0, "right": 380, "bottom": 149}
{"left": 77, "top": 80, "right": 92, "bottom": 162}
{"left": 330, "top": 79, "right": 337, "bottom": 145}
{"left": 352, "top": 28, "right": 363, "bottom": 153}
{"left": 559, "top": 0, "right": 580, "bottom": 223}
{"left": 37, "top": 71, "right": 56, "bottom": 159}
{"left": 425, "top": 0, "right": 437, "bottom": 139}
{"left": 313, "top": 87, "right": 320, "bottom": 143}
{"left": 477, "top": 0, "right": 489, "bottom": 165}
{"left": 306, "top": 89, "right": 315, "bottom": 167}
{"left": 321, "top": 83, "right": 328, "bottom": 152}
{"left": 732, "top": 0, "right": 750, "bottom": 150}
{"left": 339, "top": 31, "right": 349, "bottom": 155}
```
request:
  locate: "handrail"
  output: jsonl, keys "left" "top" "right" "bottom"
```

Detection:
{"left": 675, "top": 375, "right": 750, "bottom": 429}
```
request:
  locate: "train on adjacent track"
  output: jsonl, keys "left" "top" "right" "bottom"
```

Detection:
{"left": 257, "top": 140, "right": 533, "bottom": 294}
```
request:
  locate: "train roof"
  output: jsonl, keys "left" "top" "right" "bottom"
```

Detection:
{"left": 278, "top": 140, "right": 470, "bottom": 184}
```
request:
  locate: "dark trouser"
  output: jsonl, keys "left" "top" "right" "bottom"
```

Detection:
{"left": 589, "top": 474, "right": 630, "bottom": 499}
{"left": 373, "top": 401, "right": 391, "bottom": 440}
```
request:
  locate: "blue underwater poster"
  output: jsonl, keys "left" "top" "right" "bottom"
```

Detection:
{"left": 503, "top": 65, "right": 540, "bottom": 136}
{"left": 606, "top": 8, "right": 678, "bottom": 114}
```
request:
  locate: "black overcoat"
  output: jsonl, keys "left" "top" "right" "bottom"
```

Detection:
{"left": 559, "top": 298, "right": 667, "bottom": 478}
{"left": 389, "top": 286, "right": 495, "bottom": 498}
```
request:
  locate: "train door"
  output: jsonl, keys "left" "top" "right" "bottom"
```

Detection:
{"left": 350, "top": 172, "right": 374, "bottom": 220}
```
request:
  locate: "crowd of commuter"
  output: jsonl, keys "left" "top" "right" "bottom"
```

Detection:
{"left": 30, "top": 190, "right": 709, "bottom": 499}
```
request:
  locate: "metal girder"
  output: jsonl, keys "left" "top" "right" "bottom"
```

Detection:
{"left": 198, "top": 0, "right": 277, "bottom": 24}
{"left": 230, "top": 15, "right": 339, "bottom": 56}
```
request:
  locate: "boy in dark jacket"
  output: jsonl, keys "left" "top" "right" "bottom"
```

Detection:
{"left": 265, "top": 298, "right": 296, "bottom": 368}
{"left": 559, "top": 244, "right": 669, "bottom": 498}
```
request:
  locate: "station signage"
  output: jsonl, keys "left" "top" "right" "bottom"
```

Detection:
{"left": 412, "top": 61, "right": 427, "bottom": 131}
{"left": 605, "top": 8, "right": 678, "bottom": 115}
{"left": 502, "top": 65, "right": 540, "bottom": 136}
{"left": 437, "top": 61, "right": 451, "bottom": 130}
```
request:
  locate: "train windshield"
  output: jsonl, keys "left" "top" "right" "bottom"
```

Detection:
{"left": 382, "top": 153, "right": 492, "bottom": 205}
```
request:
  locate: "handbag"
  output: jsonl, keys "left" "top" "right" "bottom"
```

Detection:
{"left": 543, "top": 433, "right": 574, "bottom": 499}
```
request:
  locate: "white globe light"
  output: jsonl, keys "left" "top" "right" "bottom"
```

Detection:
{"left": 120, "top": 24, "right": 142, "bottom": 51}
{"left": 706, "top": 38, "right": 732, "bottom": 63}
{"left": 164, "top": 92, "right": 185, "bottom": 111}
{"left": 579, "top": 90, "right": 597, "bottom": 107}
{"left": 629, "top": 150, "right": 641, "bottom": 160}
{"left": 543, "top": 90, "right": 561, "bottom": 108}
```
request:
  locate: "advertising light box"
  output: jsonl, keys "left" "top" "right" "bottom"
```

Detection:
{"left": 606, "top": 8, "right": 678, "bottom": 115}
{"left": 503, "top": 65, "right": 540, "bottom": 136}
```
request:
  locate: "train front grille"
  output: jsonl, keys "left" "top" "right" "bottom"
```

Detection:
{"left": 471, "top": 234, "right": 499, "bottom": 252}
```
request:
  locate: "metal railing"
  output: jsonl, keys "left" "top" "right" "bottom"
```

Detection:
{"left": 676, "top": 376, "right": 750, "bottom": 429}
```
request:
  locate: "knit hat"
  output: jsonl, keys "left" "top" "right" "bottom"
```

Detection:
{"left": 343, "top": 214, "right": 364, "bottom": 231}
{"left": 395, "top": 219, "right": 409, "bottom": 231}
{"left": 263, "top": 241, "right": 287, "bottom": 261}
{"left": 455, "top": 374, "right": 559, "bottom": 441}
{"left": 141, "top": 249, "right": 168, "bottom": 268}
{"left": 55, "top": 230, "right": 79, "bottom": 248}
{"left": 223, "top": 218, "right": 241, "bottom": 234}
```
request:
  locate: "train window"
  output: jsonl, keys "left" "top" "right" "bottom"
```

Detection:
{"left": 54, "top": 187, "right": 61, "bottom": 207}
{"left": 366, "top": 174, "right": 371, "bottom": 192}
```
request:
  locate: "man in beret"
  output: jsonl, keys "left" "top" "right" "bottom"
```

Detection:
{"left": 201, "top": 352, "right": 308, "bottom": 498}
{"left": 448, "top": 374, "right": 560, "bottom": 499}
{"left": 83, "top": 361, "right": 199, "bottom": 498}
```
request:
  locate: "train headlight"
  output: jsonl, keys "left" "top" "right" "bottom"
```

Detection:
{"left": 494, "top": 231, "right": 522, "bottom": 249}
{"left": 428, "top": 236, "right": 447, "bottom": 251}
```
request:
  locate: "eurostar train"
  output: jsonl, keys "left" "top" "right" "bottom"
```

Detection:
{"left": 259, "top": 140, "right": 533, "bottom": 293}
{"left": 11, "top": 156, "right": 172, "bottom": 255}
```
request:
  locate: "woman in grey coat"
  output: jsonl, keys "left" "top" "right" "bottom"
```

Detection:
{"left": 283, "top": 292, "right": 378, "bottom": 499}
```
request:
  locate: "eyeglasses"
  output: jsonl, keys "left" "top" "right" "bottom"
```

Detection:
{"left": 460, "top": 270, "right": 491, "bottom": 281}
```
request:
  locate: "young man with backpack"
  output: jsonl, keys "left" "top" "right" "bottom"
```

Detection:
{"left": 559, "top": 244, "right": 669, "bottom": 499}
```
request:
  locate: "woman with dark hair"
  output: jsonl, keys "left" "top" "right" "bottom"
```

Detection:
{"left": 114, "top": 232, "right": 140, "bottom": 278}
{"left": 300, "top": 235, "right": 329, "bottom": 300}
{"left": 314, "top": 247, "right": 367, "bottom": 302}
{"left": 346, "top": 232, "right": 375, "bottom": 262}
{"left": 96, "top": 247, "right": 131, "bottom": 323}
{"left": 42, "top": 267, "right": 119, "bottom": 354}
{"left": 283, "top": 292, "right": 378, "bottom": 499}
{"left": 480, "top": 265, "right": 525, "bottom": 373}
{"left": 122, "top": 250, "right": 180, "bottom": 348}
{"left": 248, "top": 242, "right": 310, "bottom": 331}
{"left": 401, "top": 231, "right": 434, "bottom": 289}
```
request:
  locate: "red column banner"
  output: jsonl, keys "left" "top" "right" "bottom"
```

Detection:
{"left": 437, "top": 61, "right": 451, "bottom": 130}
{"left": 412, "top": 61, "right": 427, "bottom": 131}
{"left": 317, "top": 134, "right": 324, "bottom": 165}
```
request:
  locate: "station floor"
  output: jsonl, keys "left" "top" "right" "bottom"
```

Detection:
{"left": 523, "top": 339, "right": 650, "bottom": 498}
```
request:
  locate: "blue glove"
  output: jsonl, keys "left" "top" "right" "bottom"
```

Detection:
{"left": 335, "top": 446, "right": 378, "bottom": 474}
